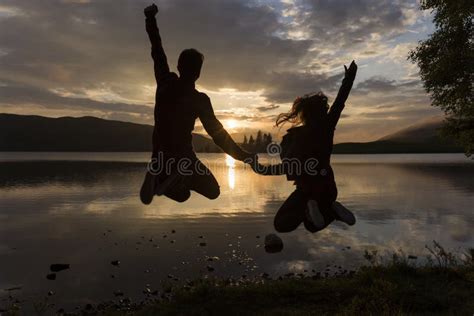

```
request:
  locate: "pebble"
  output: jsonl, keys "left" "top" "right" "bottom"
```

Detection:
{"left": 264, "top": 234, "right": 283, "bottom": 253}
{"left": 206, "top": 256, "right": 220, "bottom": 262}
{"left": 4, "top": 286, "right": 22, "bottom": 292}
{"left": 50, "top": 264, "right": 70, "bottom": 272}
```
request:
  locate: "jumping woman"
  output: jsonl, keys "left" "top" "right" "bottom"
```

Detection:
{"left": 252, "top": 61, "right": 358, "bottom": 233}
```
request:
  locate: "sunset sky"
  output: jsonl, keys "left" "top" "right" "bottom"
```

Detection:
{"left": 0, "top": 0, "right": 443, "bottom": 142}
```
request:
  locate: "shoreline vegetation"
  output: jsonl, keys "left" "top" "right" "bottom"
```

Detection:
{"left": 4, "top": 243, "right": 473, "bottom": 315}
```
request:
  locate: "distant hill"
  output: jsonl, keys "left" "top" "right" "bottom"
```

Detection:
{"left": 333, "top": 117, "right": 463, "bottom": 154}
{"left": 0, "top": 114, "right": 220, "bottom": 152}
{"left": 0, "top": 114, "right": 463, "bottom": 153}
{"left": 378, "top": 116, "right": 445, "bottom": 143}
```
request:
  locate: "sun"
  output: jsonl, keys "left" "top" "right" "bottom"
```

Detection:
{"left": 225, "top": 119, "right": 239, "bottom": 130}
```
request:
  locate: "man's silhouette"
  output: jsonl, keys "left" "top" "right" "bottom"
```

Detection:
{"left": 140, "top": 3, "right": 254, "bottom": 204}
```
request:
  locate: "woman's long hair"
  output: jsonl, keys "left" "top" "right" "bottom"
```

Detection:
{"left": 276, "top": 92, "right": 328, "bottom": 127}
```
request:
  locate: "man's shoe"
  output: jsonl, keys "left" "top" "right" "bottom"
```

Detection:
{"left": 305, "top": 200, "right": 326, "bottom": 230}
{"left": 332, "top": 201, "right": 356, "bottom": 226}
{"left": 140, "top": 171, "right": 156, "bottom": 205}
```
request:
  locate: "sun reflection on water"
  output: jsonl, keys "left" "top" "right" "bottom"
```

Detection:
{"left": 225, "top": 155, "right": 236, "bottom": 189}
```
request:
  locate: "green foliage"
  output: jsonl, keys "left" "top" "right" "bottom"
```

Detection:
{"left": 463, "top": 248, "right": 474, "bottom": 266}
{"left": 409, "top": 0, "right": 474, "bottom": 156}
{"left": 363, "top": 249, "right": 379, "bottom": 266}
{"left": 425, "top": 240, "right": 459, "bottom": 268}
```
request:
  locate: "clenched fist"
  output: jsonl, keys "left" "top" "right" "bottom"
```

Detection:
{"left": 144, "top": 3, "right": 158, "bottom": 18}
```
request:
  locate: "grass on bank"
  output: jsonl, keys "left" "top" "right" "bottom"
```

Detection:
{"left": 4, "top": 243, "right": 474, "bottom": 315}
{"left": 127, "top": 267, "right": 474, "bottom": 315}
{"left": 105, "top": 243, "right": 474, "bottom": 316}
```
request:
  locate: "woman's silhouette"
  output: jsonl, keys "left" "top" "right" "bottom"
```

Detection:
{"left": 253, "top": 61, "right": 358, "bottom": 233}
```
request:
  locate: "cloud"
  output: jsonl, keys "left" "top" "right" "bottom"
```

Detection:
{"left": 0, "top": 0, "right": 435, "bottom": 142}
{"left": 0, "top": 81, "right": 152, "bottom": 119}
{"left": 0, "top": 0, "right": 421, "bottom": 99}
{"left": 0, "top": 0, "right": 318, "bottom": 105}
{"left": 293, "top": 0, "right": 418, "bottom": 47}
{"left": 256, "top": 104, "right": 280, "bottom": 112}
{"left": 355, "top": 76, "right": 421, "bottom": 93}
{"left": 214, "top": 111, "right": 277, "bottom": 123}
{"left": 263, "top": 71, "right": 344, "bottom": 103}
{"left": 357, "top": 77, "right": 399, "bottom": 92}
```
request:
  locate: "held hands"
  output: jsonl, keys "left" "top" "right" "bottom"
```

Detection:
{"left": 246, "top": 154, "right": 269, "bottom": 175}
{"left": 244, "top": 153, "right": 260, "bottom": 172}
{"left": 144, "top": 3, "right": 158, "bottom": 18}
{"left": 344, "top": 60, "right": 357, "bottom": 81}
{"left": 244, "top": 153, "right": 281, "bottom": 175}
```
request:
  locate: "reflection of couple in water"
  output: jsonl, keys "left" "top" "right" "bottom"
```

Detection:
{"left": 140, "top": 3, "right": 357, "bottom": 234}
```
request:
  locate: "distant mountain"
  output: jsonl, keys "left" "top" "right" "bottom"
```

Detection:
{"left": 333, "top": 117, "right": 463, "bottom": 154}
{"left": 0, "top": 114, "right": 463, "bottom": 153}
{"left": 0, "top": 114, "right": 220, "bottom": 152}
{"left": 378, "top": 116, "right": 445, "bottom": 143}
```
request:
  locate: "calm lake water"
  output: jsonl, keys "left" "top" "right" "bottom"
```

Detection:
{"left": 1, "top": 153, "right": 473, "bottom": 311}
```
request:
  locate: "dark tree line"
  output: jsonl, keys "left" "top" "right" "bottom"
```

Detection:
{"left": 241, "top": 130, "right": 273, "bottom": 153}
{"left": 409, "top": 0, "right": 473, "bottom": 156}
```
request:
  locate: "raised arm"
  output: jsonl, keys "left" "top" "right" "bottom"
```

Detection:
{"left": 144, "top": 4, "right": 170, "bottom": 84}
{"left": 198, "top": 95, "right": 253, "bottom": 162}
{"left": 328, "top": 60, "right": 357, "bottom": 127}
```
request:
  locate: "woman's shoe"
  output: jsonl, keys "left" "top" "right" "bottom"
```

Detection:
{"left": 332, "top": 201, "right": 356, "bottom": 225}
{"left": 305, "top": 200, "right": 326, "bottom": 230}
